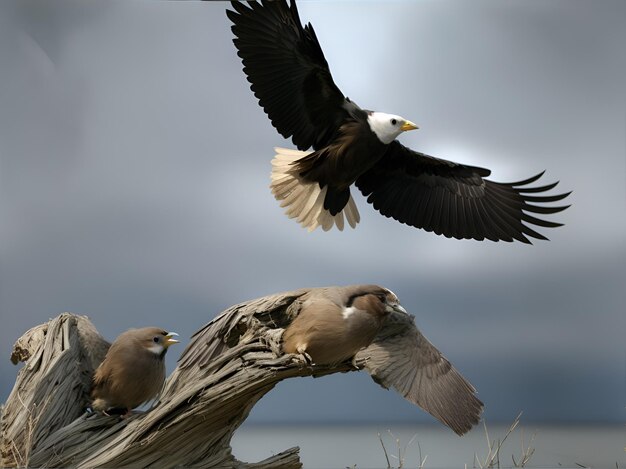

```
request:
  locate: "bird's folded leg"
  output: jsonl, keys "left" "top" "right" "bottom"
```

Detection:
{"left": 296, "top": 345, "right": 314, "bottom": 367}
{"left": 352, "top": 354, "right": 369, "bottom": 369}
{"left": 349, "top": 355, "right": 363, "bottom": 370}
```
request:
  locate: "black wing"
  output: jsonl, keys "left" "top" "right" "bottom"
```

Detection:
{"left": 356, "top": 141, "right": 571, "bottom": 243}
{"left": 227, "top": 0, "right": 351, "bottom": 151}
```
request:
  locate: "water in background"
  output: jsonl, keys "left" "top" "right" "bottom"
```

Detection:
{"left": 232, "top": 423, "right": 625, "bottom": 468}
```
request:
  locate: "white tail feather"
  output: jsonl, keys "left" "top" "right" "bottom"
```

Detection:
{"left": 270, "top": 147, "right": 360, "bottom": 232}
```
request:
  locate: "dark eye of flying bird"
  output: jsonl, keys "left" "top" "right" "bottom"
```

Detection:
{"left": 227, "top": 0, "right": 570, "bottom": 243}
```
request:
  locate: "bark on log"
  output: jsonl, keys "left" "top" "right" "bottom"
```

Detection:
{"left": 1, "top": 289, "right": 362, "bottom": 468}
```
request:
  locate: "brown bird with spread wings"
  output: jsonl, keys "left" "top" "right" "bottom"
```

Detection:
{"left": 227, "top": 0, "right": 570, "bottom": 242}
{"left": 282, "top": 285, "right": 483, "bottom": 435}
{"left": 179, "top": 286, "right": 482, "bottom": 435}
{"left": 91, "top": 327, "right": 179, "bottom": 417}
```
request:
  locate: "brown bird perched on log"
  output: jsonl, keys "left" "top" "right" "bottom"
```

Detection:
{"left": 283, "top": 285, "right": 406, "bottom": 365}
{"left": 91, "top": 327, "right": 179, "bottom": 417}
{"left": 282, "top": 285, "right": 483, "bottom": 435}
{"left": 227, "top": 0, "right": 570, "bottom": 242}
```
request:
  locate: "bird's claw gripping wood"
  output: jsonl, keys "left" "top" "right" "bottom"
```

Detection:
{"left": 289, "top": 350, "right": 314, "bottom": 368}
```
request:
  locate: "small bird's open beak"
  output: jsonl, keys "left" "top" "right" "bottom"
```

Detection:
{"left": 164, "top": 332, "right": 180, "bottom": 347}
{"left": 401, "top": 120, "right": 419, "bottom": 132}
{"left": 392, "top": 303, "right": 408, "bottom": 314}
{"left": 386, "top": 302, "right": 408, "bottom": 315}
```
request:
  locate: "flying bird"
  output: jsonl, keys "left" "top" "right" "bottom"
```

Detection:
{"left": 283, "top": 285, "right": 483, "bottom": 435}
{"left": 226, "top": 0, "right": 570, "bottom": 243}
{"left": 91, "top": 327, "right": 179, "bottom": 417}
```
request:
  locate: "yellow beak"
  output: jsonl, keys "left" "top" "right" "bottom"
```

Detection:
{"left": 164, "top": 332, "right": 180, "bottom": 347}
{"left": 401, "top": 120, "right": 419, "bottom": 131}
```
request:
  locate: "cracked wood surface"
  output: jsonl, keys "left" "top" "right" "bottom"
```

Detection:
{"left": 1, "top": 289, "right": 364, "bottom": 468}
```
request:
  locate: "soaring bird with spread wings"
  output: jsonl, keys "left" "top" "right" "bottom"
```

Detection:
{"left": 226, "top": 0, "right": 570, "bottom": 243}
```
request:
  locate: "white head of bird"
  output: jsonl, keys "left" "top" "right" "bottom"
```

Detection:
{"left": 367, "top": 112, "right": 419, "bottom": 144}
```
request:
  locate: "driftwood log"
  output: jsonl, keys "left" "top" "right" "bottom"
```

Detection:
{"left": 1, "top": 286, "right": 482, "bottom": 468}
{"left": 0, "top": 289, "right": 375, "bottom": 468}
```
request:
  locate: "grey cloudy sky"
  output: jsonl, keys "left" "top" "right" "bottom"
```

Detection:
{"left": 1, "top": 0, "right": 625, "bottom": 426}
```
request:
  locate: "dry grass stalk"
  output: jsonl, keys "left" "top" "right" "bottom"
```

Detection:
{"left": 378, "top": 431, "right": 392, "bottom": 468}
{"left": 377, "top": 429, "right": 424, "bottom": 469}
{"left": 511, "top": 427, "right": 536, "bottom": 467}
{"left": 473, "top": 412, "right": 536, "bottom": 469}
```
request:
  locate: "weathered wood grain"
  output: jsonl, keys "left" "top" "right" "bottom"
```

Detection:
{"left": 1, "top": 289, "right": 362, "bottom": 468}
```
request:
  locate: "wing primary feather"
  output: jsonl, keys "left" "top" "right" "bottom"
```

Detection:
{"left": 469, "top": 196, "right": 500, "bottom": 241}
{"left": 443, "top": 191, "right": 457, "bottom": 239}
{"left": 519, "top": 223, "right": 550, "bottom": 241}
{"left": 515, "top": 181, "right": 560, "bottom": 193}
{"left": 456, "top": 195, "right": 472, "bottom": 240}
{"left": 508, "top": 171, "right": 546, "bottom": 186}
{"left": 520, "top": 213, "right": 564, "bottom": 228}
{"left": 521, "top": 192, "right": 572, "bottom": 203}
{"left": 430, "top": 188, "right": 445, "bottom": 236}
{"left": 484, "top": 197, "right": 529, "bottom": 243}
{"left": 410, "top": 187, "right": 429, "bottom": 230}
{"left": 396, "top": 186, "right": 417, "bottom": 227}
{"left": 522, "top": 203, "right": 571, "bottom": 215}
{"left": 418, "top": 187, "right": 436, "bottom": 232}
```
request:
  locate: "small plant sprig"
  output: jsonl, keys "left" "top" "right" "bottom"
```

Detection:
{"left": 473, "top": 411, "right": 536, "bottom": 469}
{"left": 377, "top": 429, "right": 426, "bottom": 469}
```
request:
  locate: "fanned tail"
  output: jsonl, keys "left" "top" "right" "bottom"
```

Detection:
{"left": 270, "top": 147, "right": 360, "bottom": 232}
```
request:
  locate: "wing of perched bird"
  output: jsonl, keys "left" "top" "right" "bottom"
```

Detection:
{"left": 356, "top": 311, "right": 483, "bottom": 436}
{"left": 227, "top": 0, "right": 570, "bottom": 242}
